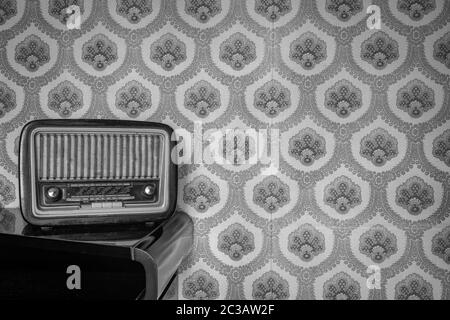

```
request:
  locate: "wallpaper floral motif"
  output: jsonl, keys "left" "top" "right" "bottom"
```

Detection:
{"left": 0, "top": 0, "right": 449, "bottom": 300}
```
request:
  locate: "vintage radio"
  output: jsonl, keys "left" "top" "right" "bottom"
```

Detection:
{"left": 19, "top": 119, "right": 177, "bottom": 226}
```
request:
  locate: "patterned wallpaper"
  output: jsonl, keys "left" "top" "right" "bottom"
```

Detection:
{"left": 0, "top": 0, "right": 450, "bottom": 300}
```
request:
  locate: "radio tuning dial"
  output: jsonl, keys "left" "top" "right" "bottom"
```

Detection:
{"left": 143, "top": 184, "right": 156, "bottom": 196}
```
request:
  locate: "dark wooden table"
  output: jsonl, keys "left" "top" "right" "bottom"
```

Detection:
{"left": 0, "top": 208, "right": 193, "bottom": 300}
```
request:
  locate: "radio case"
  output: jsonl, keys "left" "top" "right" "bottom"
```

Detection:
{"left": 19, "top": 119, "right": 177, "bottom": 226}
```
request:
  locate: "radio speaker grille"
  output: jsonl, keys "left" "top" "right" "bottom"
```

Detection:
{"left": 35, "top": 133, "right": 162, "bottom": 181}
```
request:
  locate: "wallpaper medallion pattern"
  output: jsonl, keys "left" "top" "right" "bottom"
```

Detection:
{"left": 0, "top": 0, "right": 449, "bottom": 300}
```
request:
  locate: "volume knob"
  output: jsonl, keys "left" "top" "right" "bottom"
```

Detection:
{"left": 47, "top": 187, "right": 61, "bottom": 201}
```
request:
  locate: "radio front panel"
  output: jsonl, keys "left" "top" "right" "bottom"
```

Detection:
{"left": 19, "top": 120, "right": 177, "bottom": 226}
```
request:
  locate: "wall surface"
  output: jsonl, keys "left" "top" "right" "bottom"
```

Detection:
{"left": 0, "top": 0, "right": 449, "bottom": 299}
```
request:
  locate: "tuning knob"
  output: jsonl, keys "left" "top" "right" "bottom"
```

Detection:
{"left": 143, "top": 184, "right": 156, "bottom": 196}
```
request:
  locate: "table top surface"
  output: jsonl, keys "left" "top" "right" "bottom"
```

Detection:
{"left": 0, "top": 207, "right": 163, "bottom": 249}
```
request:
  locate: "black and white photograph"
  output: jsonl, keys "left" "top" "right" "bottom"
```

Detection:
{"left": 0, "top": 0, "right": 449, "bottom": 310}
